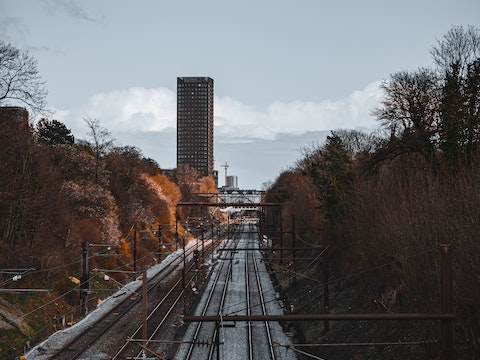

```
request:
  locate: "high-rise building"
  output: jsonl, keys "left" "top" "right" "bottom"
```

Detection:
{"left": 176, "top": 77, "right": 214, "bottom": 178}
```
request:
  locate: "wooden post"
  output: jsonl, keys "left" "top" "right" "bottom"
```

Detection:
{"left": 440, "top": 244, "right": 454, "bottom": 360}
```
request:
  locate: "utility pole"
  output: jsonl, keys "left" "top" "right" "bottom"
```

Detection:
{"left": 279, "top": 208, "right": 283, "bottom": 264}
{"left": 323, "top": 222, "right": 330, "bottom": 333}
{"left": 80, "top": 241, "right": 89, "bottom": 317}
{"left": 182, "top": 235, "right": 187, "bottom": 315}
{"left": 201, "top": 227, "right": 205, "bottom": 260}
{"left": 440, "top": 244, "right": 454, "bottom": 360}
{"left": 182, "top": 235, "right": 186, "bottom": 290}
{"left": 142, "top": 267, "right": 148, "bottom": 348}
{"left": 215, "top": 321, "right": 220, "bottom": 360}
{"left": 292, "top": 215, "right": 296, "bottom": 285}
{"left": 79, "top": 242, "right": 117, "bottom": 317}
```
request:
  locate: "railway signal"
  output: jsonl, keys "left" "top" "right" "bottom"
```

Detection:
{"left": 193, "top": 250, "right": 200, "bottom": 264}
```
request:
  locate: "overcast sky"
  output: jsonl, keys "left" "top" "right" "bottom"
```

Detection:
{"left": 1, "top": 0, "right": 479, "bottom": 189}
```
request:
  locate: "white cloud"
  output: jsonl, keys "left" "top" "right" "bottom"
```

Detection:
{"left": 47, "top": 81, "right": 383, "bottom": 189}
{"left": 55, "top": 87, "right": 176, "bottom": 138}
{"left": 54, "top": 81, "right": 382, "bottom": 144}
{"left": 86, "top": 87, "right": 176, "bottom": 131}
{"left": 215, "top": 80, "right": 382, "bottom": 141}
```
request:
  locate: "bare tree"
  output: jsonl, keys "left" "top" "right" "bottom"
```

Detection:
{"left": 0, "top": 41, "right": 47, "bottom": 114}
{"left": 334, "top": 129, "right": 383, "bottom": 155}
{"left": 175, "top": 165, "right": 200, "bottom": 197}
{"left": 372, "top": 68, "right": 442, "bottom": 164}
{"left": 83, "top": 118, "right": 114, "bottom": 184}
{"left": 431, "top": 25, "right": 480, "bottom": 77}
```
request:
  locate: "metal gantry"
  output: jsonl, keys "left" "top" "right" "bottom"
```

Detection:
{"left": 175, "top": 192, "right": 455, "bottom": 360}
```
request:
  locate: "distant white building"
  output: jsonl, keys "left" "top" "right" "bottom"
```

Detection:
{"left": 226, "top": 175, "right": 238, "bottom": 189}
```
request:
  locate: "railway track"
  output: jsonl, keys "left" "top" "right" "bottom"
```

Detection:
{"left": 179, "top": 230, "right": 240, "bottom": 360}
{"left": 246, "top": 238, "right": 276, "bottom": 360}
{"left": 113, "top": 235, "right": 223, "bottom": 360}
{"left": 47, "top": 221, "right": 292, "bottom": 360}
{"left": 175, "top": 223, "right": 282, "bottom": 360}
{"left": 48, "top": 239, "right": 210, "bottom": 360}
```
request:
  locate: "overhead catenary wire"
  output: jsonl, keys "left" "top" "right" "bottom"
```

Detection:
{"left": 285, "top": 346, "right": 326, "bottom": 360}
{"left": 6, "top": 219, "right": 443, "bottom": 358}
{"left": 3, "top": 220, "right": 212, "bottom": 358}
{"left": 275, "top": 340, "right": 438, "bottom": 347}
{"left": 7, "top": 240, "right": 155, "bottom": 341}
{"left": 220, "top": 244, "right": 439, "bottom": 318}
{"left": 294, "top": 233, "right": 327, "bottom": 249}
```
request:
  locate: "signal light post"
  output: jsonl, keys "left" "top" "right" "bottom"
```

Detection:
{"left": 193, "top": 249, "right": 200, "bottom": 269}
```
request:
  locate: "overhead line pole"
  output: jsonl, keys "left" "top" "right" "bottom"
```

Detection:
{"left": 440, "top": 244, "right": 454, "bottom": 360}
{"left": 142, "top": 267, "right": 147, "bottom": 349}
{"left": 80, "top": 241, "right": 89, "bottom": 316}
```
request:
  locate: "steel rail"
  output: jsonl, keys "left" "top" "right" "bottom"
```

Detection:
{"left": 183, "top": 240, "right": 236, "bottom": 360}
{"left": 126, "top": 238, "right": 219, "bottom": 360}
{"left": 49, "top": 243, "right": 201, "bottom": 360}
{"left": 245, "top": 237, "right": 253, "bottom": 360}
{"left": 111, "top": 264, "right": 196, "bottom": 359}
{"left": 251, "top": 243, "right": 276, "bottom": 360}
{"left": 206, "top": 225, "right": 243, "bottom": 360}
{"left": 206, "top": 254, "right": 233, "bottom": 360}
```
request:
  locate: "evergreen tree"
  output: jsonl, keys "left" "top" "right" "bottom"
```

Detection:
{"left": 311, "top": 133, "right": 354, "bottom": 223}
{"left": 36, "top": 118, "right": 75, "bottom": 145}
{"left": 439, "top": 62, "right": 466, "bottom": 168}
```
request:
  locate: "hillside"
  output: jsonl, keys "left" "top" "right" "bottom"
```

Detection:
{"left": 261, "top": 135, "right": 480, "bottom": 359}
{"left": 0, "top": 107, "right": 217, "bottom": 358}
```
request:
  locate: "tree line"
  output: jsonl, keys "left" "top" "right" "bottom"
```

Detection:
{"left": 0, "top": 40, "right": 217, "bottom": 354}
{"left": 1, "top": 111, "right": 216, "bottom": 261}
{"left": 0, "top": 109, "right": 217, "bottom": 356}
{"left": 1, "top": 25, "right": 479, "bottom": 358}
{"left": 264, "top": 25, "right": 479, "bottom": 359}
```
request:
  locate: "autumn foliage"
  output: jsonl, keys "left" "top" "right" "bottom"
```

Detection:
{"left": 0, "top": 111, "right": 208, "bottom": 357}
{"left": 264, "top": 26, "right": 480, "bottom": 359}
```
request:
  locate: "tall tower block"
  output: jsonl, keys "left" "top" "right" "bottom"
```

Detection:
{"left": 176, "top": 77, "right": 214, "bottom": 178}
